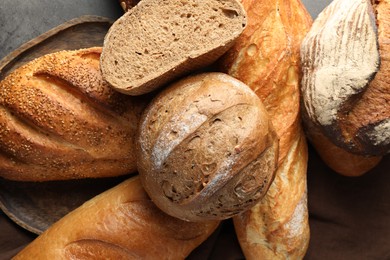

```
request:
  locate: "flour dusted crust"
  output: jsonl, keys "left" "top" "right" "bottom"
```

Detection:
{"left": 234, "top": 130, "right": 309, "bottom": 259}
{"left": 0, "top": 47, "right": 145, "bottom": 181}
{"left": 301, "top": 0, "right": 390, "bottom": 157}
{"left": 219, "top": 0, "right": 312, "bottom": 258}
{"left": 137, "top": 72, "right": 278, "bottom": 222}
{"left": 14, "top": 176, "right": 219, "bottom": 259}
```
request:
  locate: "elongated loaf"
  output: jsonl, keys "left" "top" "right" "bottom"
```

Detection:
{"left": 101, "top": 0, "right": 247, "bottom": 95}
{"left": 14, "top": 176, "right": 219, "bottom": 259}
{"left": 219, "top": 0, "right": 312, "bottom": 258}
{"left": 137, "top": 72, "right": 278, "bottom": 222}
{"left": 300, "top": 0, "right": 389, "bottom": 175}
{"left": 0, "top": 47, "right": 145, "bottom": 181}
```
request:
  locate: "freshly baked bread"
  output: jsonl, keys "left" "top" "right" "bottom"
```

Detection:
{"left": 13, "top": 176, "right": 219, "bottom": 259}
{"left": 0, "top": 47, "right": 145, "bottom": 181}
{"left": 101, "top": 0, "right": 247, "bottom": 95}
{"left": 219, "top": 0, "right": 312, "bottom": 258}
{"left": 118, "top": 0, "right": 140, "bottom": 11}
{"left": 137, "top": 72, "right": 279, "bottom": 222}
{"left": 305, "top": 121, "right": 382, "bottom": 176}
{"left": 300, "top": 0, "right": 389, "bottom": 175}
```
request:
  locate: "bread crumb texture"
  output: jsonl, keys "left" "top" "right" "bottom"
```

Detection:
{"left": 101, "top": 0, "right": 247, "bottom": 95}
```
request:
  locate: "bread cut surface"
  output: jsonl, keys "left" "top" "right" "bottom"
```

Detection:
{"left": 101, "top": 0, "right": 247, "bottom": 95}
{"left": 14, "top": 176, "right": 219, "bottom": 259}
{"left": 0, "top": 47, "right": 145, "bottom": 181}
{"left": 137, "top": 72, "right": 278, "bottom": 222}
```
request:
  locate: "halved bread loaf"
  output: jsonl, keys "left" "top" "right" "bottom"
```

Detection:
{"left": 101, "top": 0, "right": 247, "bottom": 95}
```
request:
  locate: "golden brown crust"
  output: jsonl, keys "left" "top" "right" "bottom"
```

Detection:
{"left": 234, "top": 130, "right": 309, "bottom": 259}
{"left": 137, "top": 72, "right": 278, "bottom": 222}
{"left": 218, "top": 0, "right": 312, "bottom": 258}
{"left": 304, "top": 119, "right": 382, "bottom": 176}
{"left": 220, "top": 0, "right": 312, "bottom": 164}
{"left": 14, "top": 176, "right": 219, "bottom": 259}
{"left": 0, "top": 47, "right": 146, "bottom": 181}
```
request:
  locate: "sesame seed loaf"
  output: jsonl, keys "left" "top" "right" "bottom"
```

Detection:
{"left": 0, "top": 47, "right": 146, "bottom": 181}
{"left": 101, "top": 0, "right": 247, "bottom": 96}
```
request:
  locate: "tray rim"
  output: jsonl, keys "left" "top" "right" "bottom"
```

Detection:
{"left": 0, "top": 15, "right": 114, "bottom": 235}
{"left": 0, "top": 15, "right": 112, "bottom": 75}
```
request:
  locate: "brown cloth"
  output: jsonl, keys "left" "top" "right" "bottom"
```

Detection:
{"left": 1, "top": 146, "right": 389, "bottom": 259}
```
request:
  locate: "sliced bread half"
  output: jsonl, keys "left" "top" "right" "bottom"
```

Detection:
{"left": 101, "top": 0, "right": 247, "bottom": 95}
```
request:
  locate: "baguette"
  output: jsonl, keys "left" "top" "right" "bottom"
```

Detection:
{"left": 137, "top": 72, "right": 279, "bottom": 222}
{"left": 300, "top": 0, "right": 389, "bottom": 175}
{"left": 101, "top": 0, "right": 247, "bottom": 95}
{"left": 0, "top": 47, "right": 145, "bottom": 181}
{"left": 219, "top": 0, "right": 313, "bottom": 258}
{"left": 13, "top": 176, "right": 219, "bottom": 259}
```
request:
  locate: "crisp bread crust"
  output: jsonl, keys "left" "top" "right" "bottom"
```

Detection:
{"left": 137, "top": 72, "right": 278, "bottom": 222}
{"left": 0, "top": 47, "right": 145, "bottom": 181}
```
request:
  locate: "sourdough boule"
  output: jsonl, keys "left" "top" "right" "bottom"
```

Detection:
{"left": 136, "top": 72, "right": 278, "bottom": 221}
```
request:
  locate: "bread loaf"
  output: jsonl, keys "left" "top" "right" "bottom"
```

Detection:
{"left": 0, "top": 47, "right": 145, "bottom": 181}
{"left": 219, "top": 0, "right": 312, "bottom": 258}
{"left": 137, "top": 72, "right": 278, "bottom": 222}
{"left": 305, "top": 121, "right": 382, "bottom": 176}
{"left": 101, "top": 0, "right": 247, "bottom": 95}
{"left": 118, "top": 0, "right": 139, "bottom": 11}
{"left": 300, "top": 0, "right": 389, "bottom": 175}
{"left": 14, "top": 176, "right": 219, "bottom": 259}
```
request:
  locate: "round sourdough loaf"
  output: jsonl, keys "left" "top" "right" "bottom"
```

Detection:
{"left": 137, "top": 72, "right": 278, "bottom": 222}
{"left": 0, "top": 47, "right": 146, "bottom": 181}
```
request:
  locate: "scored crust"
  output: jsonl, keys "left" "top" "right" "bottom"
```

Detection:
{"left": 137, "top": 72, "right": 278, "bottom": 222}
{"left": 301, "top": 0, "right": 390, "bottom": 156}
